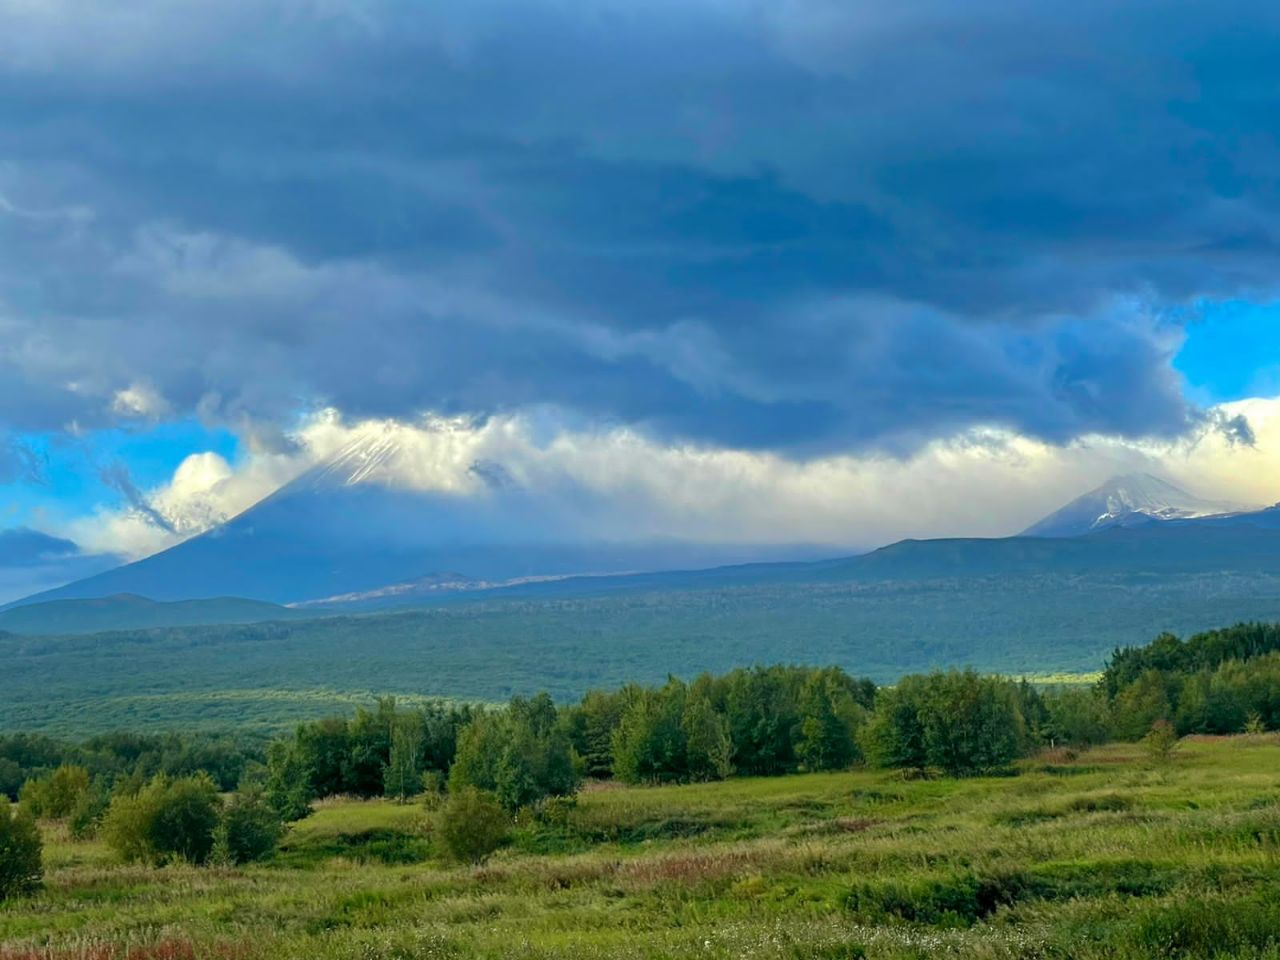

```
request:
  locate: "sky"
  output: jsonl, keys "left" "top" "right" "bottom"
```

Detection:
{"left": 2, "top": 0, "right": 1280, "bottom": 599}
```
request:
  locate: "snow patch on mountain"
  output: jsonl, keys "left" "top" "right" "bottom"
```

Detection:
{"left": 1022, "top": 473, "right": 1251, "bottom": 538}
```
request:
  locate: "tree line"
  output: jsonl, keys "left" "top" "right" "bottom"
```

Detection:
{"left": 0, "top": 730, "right": 260, "bottom": 801}
{"left": 1098, "top": 622, "right": 1280, "bottom": 739}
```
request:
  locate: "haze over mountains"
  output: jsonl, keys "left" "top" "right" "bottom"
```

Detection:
{"left": 3, "top": 462, "right": 1279, "bottom": 640}
{"left": 8, "top": 431, "right": 827, "bottom": 611}
{"left": 5, "top": 462, "right": 1280, "bottom": 730}
{"left": 1021, "top": 473, "right": 1252, "bottom": 537}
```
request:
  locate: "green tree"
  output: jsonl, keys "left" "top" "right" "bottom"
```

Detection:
{"left": 345, "top": 698, "right": 398, "bottom": 797}
{"left": 721, "top": 667, "right": 804, "bottom": 776}
{"left": 860, "top": 677, "right": 929, "bottom": 771}
{"left": 611, "top": 681, "right": 688, "bottom": 784}
{"left": 450, "top": 700, "right": 580, "bottom": 811}
{"left": 863, "top": 671, "right": 1025, "bottom": 776}
{"left": 796, "top": 672, "right": 861, "bottom": 771}
{"left": 438, "top": 787, "right": 509, "bottom": 864}
{"left": 102, "top": 773, "right": 222, "bottom": 865}
{"left": 294, "top": 717, "right": 351, "bottom": 798}
{"left": 567, "top": 689, "right": 627, "bottom": 778}
{"left": 919, "top": 671, "right": 1025, "bottom": 776}
{"left": 1111, "top": 670, "right": 1173, "bottom": 740}
{"left": 683, "top": 691, "right": 733, "bottom": 781}
{"left": 218, "top": 787, "right": 282, "bottom": 864}
{"left": 1143, "top": 718, "right": 1180, "bottom": 765}
{"left": 0, "top": 796, "right": 41, "bottom": 899}
{"left": 0, "top": 759, "right": 23, "bottom": 801}
{"left": 1044, "top": 687, "right": 1111, "bottom": 747}
{"left": 68, "top": 779, "right": 112, "bottom": 840}
{"left": 1173, "top": 674, "right": 1214, "bottom": 735}
{"left": 384, "top": 716, "right": 424, "bottom": 804}
{"left": 19, "top": 764, "right": 90, "bottom": 819}
{"left": 264, "top": 739, "right": 314, "bottom": 822}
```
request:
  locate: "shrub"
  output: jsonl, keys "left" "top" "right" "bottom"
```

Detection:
{"left": 438, "top": 787, "right": 509, "bottom": 864}
{"left": 846, "top": 870, "right": 1024, "bottom": 926}
{"left": 68, "top": 780, "right": 112, "bottom": 840}
{"left": 18, "top": 764, "right": 90, "bottom": 819}
{"left": 0, "top": 796, "right": 41, "bottom": 899}
{"left": 420, "top": 770, "right": 447, "bottom": 810}
{"left": 102, "top": 773, "right": 222, "bottom": 865}
{"left": 1144, "top": 719, "right": 1180, "bottom": 764}
{"left": 218, "top": 787, "right": 283, "bottom": 864}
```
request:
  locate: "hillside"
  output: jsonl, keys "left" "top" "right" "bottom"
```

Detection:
{"left": 0, "top": 594, "right": 301, "bottom": 636}
{"left": 7, "top": 568, "right": 1280, "bottom": 732}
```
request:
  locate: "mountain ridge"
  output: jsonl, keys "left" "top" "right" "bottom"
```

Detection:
{"left": 0, "top": 593, "right": 302, "bottom": 635}
{"left": 1021, "top": 472, "right": 1249, "bottom": 538}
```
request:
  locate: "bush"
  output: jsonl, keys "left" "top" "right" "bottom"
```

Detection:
{"left": 102, "top": 773, "right": 222, "bottom": 865}
{"left": 0, "top": 796, "right": 41, "bottom": 899}
{"left": 1144, "top": 719, "right": 1180, "bottom": 764}
{"left": 217, "top": 787, "right": 283, "bottom": 864}
{"left": 846, "top": 870, "right": 1023, "bottom": 926}
{"left": 18, "top": 764, "right": 90, "bottom": 819}
{"left": 438, "top": 787, "right": 509, "bottom": 864}
{"left": 68, "top": 781, "right": 112, "bottom": 840}
{"left": 420, "top": 770, "right": 447, "bottom": 810}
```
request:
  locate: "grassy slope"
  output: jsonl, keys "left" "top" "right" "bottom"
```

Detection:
{"left": 6, "top": 737, "right": 1280, "bottom": 958}
{"left": 7, "top": 572, "right": 1280, "bottom": 733}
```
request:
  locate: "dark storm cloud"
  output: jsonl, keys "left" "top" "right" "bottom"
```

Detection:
{"left": 2, "top": 0, "right": 1279, "bottom": 451}
{"left": 0, "top": 528, "right": 121, "bottom": 605}
{"left": 0, "top": 528, "right": 79, "bottom": 566}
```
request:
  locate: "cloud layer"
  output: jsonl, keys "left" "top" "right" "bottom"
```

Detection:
{"left": 0, "top": 527, "right": 120, "bottom": 606}
{"left": 64, "top": 399, "right": 1280, "bottom": 565}
{"left": 3, "top": 0, "right": 1280, "bottom": 453}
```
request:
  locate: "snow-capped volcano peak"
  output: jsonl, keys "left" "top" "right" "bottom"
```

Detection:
{"left": 1022, "top": 472, "right": 1250, "bottom": 538}
{"left": 298, "top": 422, "right": 519, "bottom": 497}
{"left": 310, "top": 427, "right": 406, "bottom": 488}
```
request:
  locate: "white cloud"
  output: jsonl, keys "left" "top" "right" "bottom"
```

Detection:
{"left": 110, "top": 381, "right": 171, "bottom": 420}
{"left": 56, "top": 396, "right": 1280, "bottom": 562}
{"left": 66, "top": 445, "right": 308, "bottom": 559}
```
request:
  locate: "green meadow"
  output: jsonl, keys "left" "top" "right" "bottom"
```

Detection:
{"left": 5, "top": 736, "right": 1280, "bottom": 959}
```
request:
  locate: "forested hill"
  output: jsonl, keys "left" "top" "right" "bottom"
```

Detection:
{"left": 0, "top": 594, "right": 303, "bottom": 636}
{"left": 6, "top": 568, "right": 1280, "bottom": 733}
{"left": 287, "top": 519, "right": 1280, "bottom": 615}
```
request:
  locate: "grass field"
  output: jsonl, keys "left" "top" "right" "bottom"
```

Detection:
{"left": 4, "top": 736, "right": 1280, "bottom": 958}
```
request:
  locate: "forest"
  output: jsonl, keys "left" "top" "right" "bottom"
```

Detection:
{"left": 4, "top": 621, "right": 1279, "bottom": 877}
{"left": 6, "top": 572, "right": 1280, "bottom": 734}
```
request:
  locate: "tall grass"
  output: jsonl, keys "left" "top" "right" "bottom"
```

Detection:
{"left": 4, "top": 738, "right": 1280, "bottom": 958}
